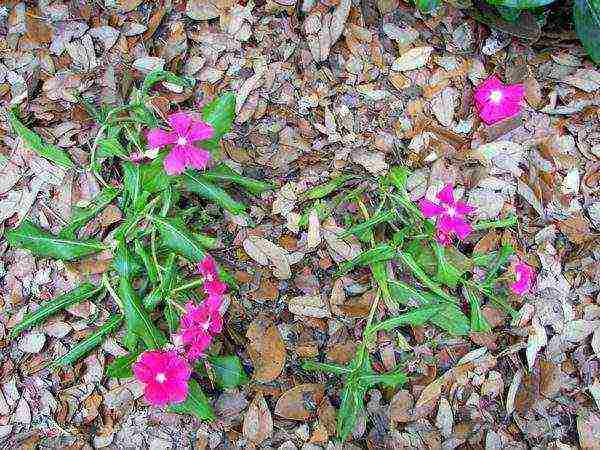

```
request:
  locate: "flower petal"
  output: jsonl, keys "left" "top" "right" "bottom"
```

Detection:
{"left": 144, "top": 382, "right": 170, "bottom": 406}
{"left": 187, "top": 121, "right": 214, "bottom": 142}
{"left": 452, "top": 218, "right": 473, "bottom": 240}
{"left": 455, "top": 201, "right": 476, "bottom": 215}
{"left": 133, "top": 350, "right": 163, "bottom": 383}
{"left": 418, "top": 199, "right": 444, "bottom": 218}
{"left": 147, "top": 128, "right": 178, "bottom": 148}
{"left": 185, "top": 146, "right": 211, "bottom": 171}
{"left": 436, "top": 184, "right": 455, "bottom": 204}
{"left": 163, "top": 378, "right": 189, "bottom": 404}
{"left": 168, "top": 112, "right": 193, "bottom": 136}
{"left": 163, "top": 146, "right": 188, "bottom": 175}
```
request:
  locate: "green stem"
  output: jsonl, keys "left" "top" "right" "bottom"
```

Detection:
{"left": 102, "top": 273, "right": 123, "bottom": 310}
{"left": 172, "top": 278, "right": 205, "bottom": 294}
{"left": 472, "top": 215, "right": 517, "bottom": 231}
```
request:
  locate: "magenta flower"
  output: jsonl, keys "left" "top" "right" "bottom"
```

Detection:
{"left": 474, "top": 76, "right": 525, "bottom": 125}
{"left": 146, "top": 112, "right": 214, "bottom": 175}
{"left": 179, "top": 297, "right": 224, "bottom": 361}
{"left": 509, "top": 261, "right": 535, "bottom": 296}
{"left": 133, "top": 350, "right": 191, "bottom": 406}
{"left": 198, "top": 256, "right": 227, "bottom": 297}
{"left": 419, "top": 184, "right": 475, "bottom": 246}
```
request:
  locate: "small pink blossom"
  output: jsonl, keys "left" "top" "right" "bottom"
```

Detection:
{"left": 198, "top": 256, "right": 227, "bottom": 296}
{"left": 418, "top": 184, "right": 475, "bottom": 246}
{"left": 509, "top": 261, "right": 535, "bottom": 296}
{"left": 474, "top": 76, "right": 525, "bottom": 125}
{"left": 146, "top": 112, "right": 214, "bottom": 175}
{"left": 179, "top": 297, "right": 223, "bottom": 361}
{"left": 133, "top": 350, "right": 191, "bottom": 406}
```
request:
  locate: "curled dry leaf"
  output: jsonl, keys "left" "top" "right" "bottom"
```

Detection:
{"left": 288, "top": 294, "right": 331, "bottom": 318}
{"left": 243, "top": 393, "right": 273, "bottom": 444}
{"left": 304, "top": 0, "right": 350, "bottom": 62}
{"left": 470, "top": 141, "right": 525, "bottom": 177}
{"left": 392, "top": 47, "right": 434, "bottom": 72}
{"left": 243, "top": 236, "right": 292, "bottom": 279}
{"left": 246, "top": 316, "right": 286, "bottom": 382}
{"left": 274, "top": 384, "right": 325, "bottom": 420}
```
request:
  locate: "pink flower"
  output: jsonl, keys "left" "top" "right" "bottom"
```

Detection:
{"left": 146, "top": 112, "right": 214, "bottom": 175}
{"left": 179, "top": 297, "right": 224, "bottom": 361}
{"left": 509, "top": 261, "right": 535, "bottom": 296}
{"left": 198, "top": 256, "right": 227, "bottom": 296}
{"left": 418, "top": 184, "right": 475, "bottom": 246}
{"left": 474, "top": 76, "right": 525, "bottom": 125}
{"left": 133, "top": 350, "right": 191, "bottom": 406}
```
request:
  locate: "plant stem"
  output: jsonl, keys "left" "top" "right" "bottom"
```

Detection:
{"left": 102, "top": 273, "right": 123, "bottom": 310}
{"left": 472, "top": 215, "right": 517, "bottom": 231}
{"left": 172, "top": 278, "right": 205, "bottom": 294}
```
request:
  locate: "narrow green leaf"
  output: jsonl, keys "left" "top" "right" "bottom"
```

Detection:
{"left": 483, "top": 244, "right": 514, "bottom": 285}
{"left": 140, "top": 157, "right": 170, "bottom": 193}
{"left": 134, "top": 241, "right": 158, "bottom": 285}
{"left": 359, "top": 369, "right": 408, "bottom": 388}
{"left": 106, "top": 352, "right": 140, "bottom": 378}
{"left": 122, "top": 161, "right": 142, "bottom": 211}
{"left": 113, "top": 242, "right": 143, "bottom": 280}
{"left": 337, "top": 244, "right": 396, "bottom": 276}
{"left": 201, "top": 92, "right": 236, "bottom": 151}
{"left": 8, "top": 109, "right": 75, "bottom": 169}
{"left": 53, "top": 315, "right": 122, "bottom": 367}
{"left": 466, "top": 288, "right": 492, "bottom": 332}
{"left": 207, "top": 355, "right": 249, "bottom": 389}
{"left": 397, "top": 251, "right": 460, "bottom": 304}
{"left": 203, "top": 164, "right": 274, "bottom": 195}
{"left": 169, "top": 379, "right": 215, "bottom": 421}
{"left": 432, "top": 243, "right": 462, "bottom": 289}
{"left": 9, "top": 283, "right": 103, "bottom": 339}
{"left": 119, "top": 277, "right": 167, "bottom": 349}
{"left": 485, "top": 0, "right": 557, "bottom": 7}
{"left": 574, "top": 0, "right": 600, "bottom": 65}
{"left": 339, "top": 210, "right": 396, "bottom": 239}
{"left": 60, "top": 187, "right": 120, "bottom": 238}
{"left": 97, "top": 137, "right": 128, "bottom": 158}
{"left": 415, "top": 0, "right": 440, "bottom": 12}
{"left": 366, "top": 304, "right": 445, "bottom": 337}
{"left": 182, "top": 171, "right": 247, "bottom": 215}
{"left": 337, "top": 382, "right": 366, "bottom": 441}
{"left": 302, "top": 175, "right": 357, "bottom": 201}
{"left": 7, "top": 220, "right": 105, "bottom": 261}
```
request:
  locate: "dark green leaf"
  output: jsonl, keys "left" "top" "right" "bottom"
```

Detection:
{"left": 140, "top": 157, "right": 170, "bottom": 193}
{"left": 207, "top": 355, "right": 249, "bottom": 389}
{"left": 432, "top": 243, "right": 462, "bottom": 289}
{"left": 302, "top": 175, "right": 357, "bottom": 201}
{"left": 466, "top": 288, "right": 492, "bottom": 332}
{"left": 169, "top": 379, "right": 215, "bottom": 421}
{"left": 53, "top": 315, "right": 122, "bottom": 367}
{"left": 141, "top": 69, "right": 193, "bottom": 96}
{"left": 8, "top": 109, "right": 75, "bottom": 169}
{"left": 339, "top": 210, "right": 397, "bottom": 239}
{"left": 574, "top": 0, "right": 600, "bottom": 64}
{"left": 366, "top": 305, "right": 445, "bottom": 337}
{"left": 415, "top": 0, "right": 440, "bottom": 12}
{"left": 201, "top": 92, "right": 236, "bottom": 151}
{"left": 60, "top": 187, "right": 120, "bottom": 238}
{"left": 182, "top": 171, "right": 247, "bottom": 215}
{"left": 386, "top": 166, "right": 411, "bottom": 191}
{"left": 483, "top": 244, "right": 514, "bottom": 284}
{"left": 7, "top": 220, "right": 105, "bottom": 261}
{"left": 337, "top": 382, "right": 366, "bottom": 441}
{"left": 202, "top": 164, "right": 274, "bottom": 195}
{"left": 359, "top": 369, "right": 408, "bottom": 388}
{"left": 113, "top": 242, "right": 143, "bottom": 280}
{"left": 106, "top": 352, "right": 140, "bottom": 378}
{"left": 337, "top": 244, "right": 396, "bottom": 276}
{"left": 134, "top": 241, "right": 158, "bottom": 285}
{"left": 122, "top": 161, "right": 142, "bottom": 211}
{"left": 97, "top": 137, "right": 127, "bottom": 158}
{"left": 119, "top": 277, "right": 167, "bottom": 349}
{"left": 485, "top": 0, "right": 557, "bottom": 7}
{"left": 9, "top": 283, "right": 103, "bottom": 339}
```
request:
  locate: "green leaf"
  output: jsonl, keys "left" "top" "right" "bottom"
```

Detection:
{"left": 574, "top": 0, "right": 600, "bottom": 64}
{"left": 203, "top": 164, "right": 274, "bottom": 196}
{"left": 207, "top": 355, "right": 249, "bottom": 389}
{"left": 106, "top": 352, "right": 140, "bottom": 378}
{"left": 169, "top": 379, "right": 215, "bottom": 421}
{"left": 53, "top": 315, "right": 122, "bottom": 367}
{"left": 336, "top": 244, "right": 396, "bottom": 276}
{"left": 9, "top": 283, "right": 103, "bottom": 339}
{"left": 122, "top": 161, "right": 142, "bottom": 211}
{"left": 119, "top": 277, "right": 167, "bottom": 350}
{"left": 134, "top": 241, "right": 159, "bottom": 285}
{"left": 484, "top": 0, "right": 557, "bottom": 7}
{"left": 432, "top": 243, "right": 462, "bottom": 289}
{"left": 386, "top": 166, "right": 411, "bottom": 191}
{"left": 388, "top": 280, "right": 470, "bottom": 336}
{"left": 339, "top": 210, "right": 397, "bottom": 239}
{"left": 483, "top": 244, "right": 514, "bottom": 285}
{"left": 301, "top": 175, "right": 357, "bottom": 201}
{"left": 60, "top": 187, "right": 120, "bottom": 238}
{"left": 140, "top": 157, "right": 170, "bottom": 193}
{"left": 97, "top": 137, "right": 128, "bottom": 158}
{"left": 337, "top": 381, "right": 366, "bottom": 441}
{"left": 366, "top": 304, "right": 445, "bottom": 337}
{"left": 466, "top": 288, "right": 492, "bottom": 332}
{"left": 7, "top": 220, "right": 105, "bottom": 261}
{"left": 359, "top": 369, "right": 408, "bottom": 388}
{"left": 113, "top": 242, "right": 143, "bottom": 280}
{"left": 496, "top": 5, "right": 522, "bottom": 21}
{"left": 415, "top": 0, "right": 440, "bottom": 12}
{"left": 181, "top": 171, "right": 247, "bottom": 215}
{"left": 201, "top": 92, "right": 236, "bottom": 151}
{"left": 8, "top": 109, "right": 75, "bottom": 169}
{"left": 397, "top": 251, "right": 460, "bottom": 304}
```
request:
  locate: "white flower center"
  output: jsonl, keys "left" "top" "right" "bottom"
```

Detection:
{"left": 177, "top": 136, "right": 188, "bottom": 146}
{"left": 489, "top": 90, "right": 503, "bottom": 104}
{"left": 155, "top": 372, "right": 167, "bottom": 384}
{"left": 446, "top": 206, "right": 457, "bottom": 217}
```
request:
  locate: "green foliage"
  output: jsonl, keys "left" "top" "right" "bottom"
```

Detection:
{"left": 182, "top": 171, "right": 247, "bottom": 215}
{"left": 7, "top": 220, "right": 105, "bottom": 261}
{"left": 60, "top": 187, "right": 120, "bottom": 238}
{"left": 414, "top": 0, "right": 440, "bottom": 13}
{"left": 9, "top": 284, "right": 103, "bottom": 339}
{"left": 202, "top": 164, "right": 274, "bottom": 195}
{"left": 106, "top": 352, "right": 140, "bottom": 378}
{"left": 207, "top": 355, "right": 249, "bottom": 389}
{"left": 574, "top": 0, "right": 600, "bottom": 64}
{"left": 169, "top": 379, "right": 216, "bottom": 421}
{"left": 201, "top": 92, "right": 236, "bottom": 152}
{"left": 301, "top": 175, "right": 357, "bottom": 201}
{"left": 8, "top": 109, "right": 75, "bottom": 169}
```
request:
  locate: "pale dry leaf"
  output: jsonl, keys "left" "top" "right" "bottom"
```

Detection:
{"left": 470, "top": 141, "right": 525, "bottom": 177}
{"left": 526, "top": 316, "right": 547, "bottom": 370}
{"left": 243, "top": 393, "right": 273, "bottom": 444}
{"left": 562, "top": 69, "right": 600, "bottom": 93}
{"left": 577, "top": 409, "right": 600, "bottom": 449}
{"left": 351, "top": 150, "right": 388, "bottom": 175}
{"left": 13, "top": 397, "right": 31, "bottom": 425}
{"left": 321, "top": 223, "right": 362, "bottom": 262}
{"left": 243, "top": 236, "right": 291, "bottom": 279}
{"left": 389, "top": 390, "right": 414, "bottom": 423}
{"left": 288, "top": 294, "right": 331, "bottom": 318}
{"left": 186, "top": 0, "right": 221, "bottom": 20}
{"left": 430, "top": 87, "right": 457, "bottom": 127}
{"left": 307, "top": 209, "right": 321, "bottom": 250}
{"left": 17, "top": 331, "right": 46, "bottom": 353}
{"left": 563, "top": 320, "right": 599, "bottom": 343}
{"left": 592, "top": 327, "right": 600, "bottom": 358}
{"left": 435, "top": 397, "right": 453, "bottom": 438}
{"left": 506, "top": 369, "right": 523, "bottom": 416}
{"left": 132, "top": 56, "right": 165, "bottom": 74}
{"left": 392, "top": 47, "right": 433, "bottom": 72}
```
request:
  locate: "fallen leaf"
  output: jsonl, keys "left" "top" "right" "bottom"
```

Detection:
{"left": 392, "top": 47, "right": 434, "bottom": 72}
{"left": 288, "top": 295, "right": 331, "bottom": 318}
{"left": 275, "top": 384, "right": 324, "bottom": 420}
{"left": 243, "top": 236, "right": 292, "bottom": 279}
{"left": 243, "top": 393, "right": 273, "bottom": 444}
{"left": 246, "top": 316, "right": 286, "bottom": 382}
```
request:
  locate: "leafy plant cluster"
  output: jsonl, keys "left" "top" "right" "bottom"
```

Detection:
{"left": 301, "top": 167, "right": 522, "bottom": 441}
{"left": 414, "top": 0, "right": 600, "bottom": 65}
{"left": 6, "top": 70, "right": 273, "bottom": 420}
